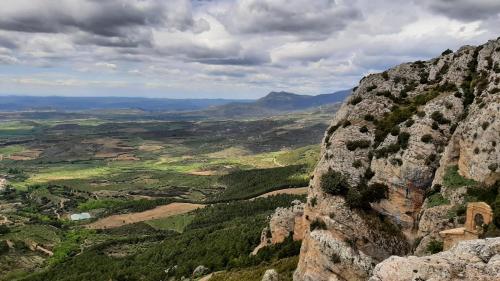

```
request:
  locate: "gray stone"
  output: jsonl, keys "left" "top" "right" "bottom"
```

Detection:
{"left": 262, "top": 269, "right": 279, "bottom": 281}
{"left": 192, "top": 265, "right": 209, "bottom": 278}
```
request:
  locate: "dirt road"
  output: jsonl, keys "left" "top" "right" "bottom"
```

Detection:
{"left": 256, "top": 187, "right": 308, "bottom": 198}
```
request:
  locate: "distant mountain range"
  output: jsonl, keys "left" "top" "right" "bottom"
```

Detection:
{"left": 0, "top": 95, "right": 252, "bottom": 112}
{"left": 0, "top": 90, "right": 352, "bottom": 119}
{"left": 199, "top": 90, "right": 352, "bottom": 118}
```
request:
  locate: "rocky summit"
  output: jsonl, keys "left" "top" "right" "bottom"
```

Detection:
{"left": 256, "top": 38, "right": 500, "bottom": 281}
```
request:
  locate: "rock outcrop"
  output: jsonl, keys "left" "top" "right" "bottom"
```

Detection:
{"left": 253, "top": 200, "right": 306, "bottom": 255}
{"left": 370, "top": 238, "right": 500, "bottom": 281}
{"left": 0, "top": 177, "right": 6, "bottom": 192}
{"left": 192, "top": 265, "right": 209, "bottom": 278}
{"left": 293, "top": 39, "right": 500, "bottom": 281}
{"left": 262, "top": 269, "right": 279, "bottom": 281}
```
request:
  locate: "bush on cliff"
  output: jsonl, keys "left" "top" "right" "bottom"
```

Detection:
{"left": 320, "top": 170, "right": 350, "bottom": 196}
{"left": 345, "top": 183, "right": 388, "bottom": 210}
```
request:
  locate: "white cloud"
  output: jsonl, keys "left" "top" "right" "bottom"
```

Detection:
{"left": 95, "top": 62, "right": 118, "bottom": 70}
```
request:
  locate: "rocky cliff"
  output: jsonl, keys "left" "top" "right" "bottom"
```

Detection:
{"left": 292, "top": 38, "right": 500, "bottom": 281}
{"left": 253, "top": 200, "right": 306, "bottom": 255}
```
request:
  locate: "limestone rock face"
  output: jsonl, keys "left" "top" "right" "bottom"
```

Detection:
{"left": 253, "top": 200, "right": 305, "bottom": 255}
{"left": 369, "top": 238, "right": 500, "bottom": 281}
{"left": 293, "top": 39, "right": 500, "bottom": 281}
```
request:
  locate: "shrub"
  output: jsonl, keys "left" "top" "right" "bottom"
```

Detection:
{"left": 330, "top": 253, "right": 341, "bottom": 263}
{"left": 416, "top": 111, "right": 426, "bottom": 118}
{"left": 0, "top": 240, "right": 9, "bottom": 255}
{"left": 390, "top": 126, "right": 400, "bottom": 136}
{"left": 367, "top": 183, "right": 389, "bottom": 202}
{"left": 343, "top": 120, "right": 352, "bottom": 127}
{"left": 489, "top": 163, "right": 498, "bottom": 172}
{"left": 376, "top": 91, "right": 401, "bottom": 103}
{"left": 0, "top": 225, "right": 9, "bottom": 235}
{"left": 372, "top": 104, "right": 416, "bottom": 147}
{"left": 421, "top": 134, "right": 433, "bottom": 143}
{"left": 364, "top": 168, "right": 375, "bottom": 180}
{"left": 450, "top": 123, "right": 458, "bottom": 134}
{"left": 414, "top": 90, "right": 439, "bottom": 106}
{"left": 352, "top": 160, "right": 363, "bottom": 169}
{"left": 443, "top": 166, "right": 477, "bottom": 188}
{"left": 325, "top": 125, "right": 341, "bottom": 146}
{"left": 327, "top": 124, "right": 340, "bottom": 135}
{"left": 490, "top": 88, "right": 500, "bottom": 94}
{"left": 310, "top": 219, "right": 327, "bottom": 231}
{"left": 359, "top": 126, "right": 369, "bottom": 133}
{"left": 413, "top": 60, "right": 425, "bottom": 68}
{"left": 345, "top": 183, "right": 388, "bottom": 210}
{"left": 310, "top": 197, "right": 317, "bottom": 207}
{"left": 346, "top": 140, "right": 371, "bottom": 151}
{"left": 482, "top": 122, "right": 490, "bottom": 130}
{"left": 320, "top": 170, "right": 350, "bottom": 196}
{"left": 398, "top": 132, "right": 410, "bottom": 149}
{"left": 441, "top": 49, "right": 453, "bottom": 56}
{"left": 431, "top": 111, "right": 450, "bottom": 124}
{"left": 427, "top": 240, "right": 443, "bottom": 254}
{"left": 350, "top": 96, "right": 363, "bottom": 105}
{"left": 474, "top": 147, "right": 480, "bottom": 154}
{"left": 427, "top": 193, "right": 450, "bottom": 207}
{"left": 367, "top": 85, "right": 377, "bottom": 92}
{"left": 374, "top": 143, "right": 401, "bottom": 158}
{"left": 425, "top": 154, "right": 437, "bottom": 165}
{"left": 364, "top": 114, "right": 375, "bottom": 122}
{"left": 382, "top": 71, "right": 389, "bottom": 80}
{"left": 419, "top": 71, "right": 429, "bottom": 84}
{"left": 431, "top": 122, "right": 439, "bottom": 130}
{"left": 405, "top": 119, "right": 414, "bottom": 127}
{"left": 390, "top": 158, "right": 403, "bottom": 166}
{"left": 345, "top": 188, "right": 364, "bottom": 209}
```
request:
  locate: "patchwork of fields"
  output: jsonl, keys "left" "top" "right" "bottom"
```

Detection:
{"left": 0, "top": 106, "right": 338, "bottom": 280}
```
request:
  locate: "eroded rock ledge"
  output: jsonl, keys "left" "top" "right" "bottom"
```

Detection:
{"left": 370, "top": 238, "right": 500, "bottom": 281}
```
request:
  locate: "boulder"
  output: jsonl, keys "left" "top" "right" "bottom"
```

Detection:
{"left": 192, "top": 265, "right": 209, "bottom": 278}
{"left": 262, "top": 269, "right": 279, "bottom": 281}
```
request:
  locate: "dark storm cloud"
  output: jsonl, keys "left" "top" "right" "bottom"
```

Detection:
{"left": 0, "top": 1, "right": 162, "bottom": 35}
{"left": 226, "top": 0, "right": 362, "bottom": 39}
{"left": 155, "top": 41, "right": 270, "bottom": 66}
{"left": 195, "top": 56, "right": 267, "bottom": 66}
{"left": 73, "top": 32, "right": 153, "bottom": 48}
{"left": 0, "top": 35, "right": 18, "bottom": 49}
{"left": 417, "top": 0, "right": 500, "bottom": 21}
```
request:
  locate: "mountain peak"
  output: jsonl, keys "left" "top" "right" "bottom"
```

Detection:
{"left": 259, "top": 91, "right": 302, "bottom": 100}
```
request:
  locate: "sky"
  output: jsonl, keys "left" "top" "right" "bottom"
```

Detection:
{"left": 0, "top": 0, "right": 499, "bottom": 99}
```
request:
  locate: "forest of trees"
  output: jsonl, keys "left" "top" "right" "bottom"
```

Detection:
{"left": 23, "top": 194, "right": 305, "bottom": 281}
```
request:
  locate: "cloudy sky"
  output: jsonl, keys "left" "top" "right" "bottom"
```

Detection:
{"left": 0, "top": 0, "right": 499, "bottom": 99}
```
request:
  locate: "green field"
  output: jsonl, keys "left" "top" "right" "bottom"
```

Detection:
{"left": 146, "top": 214, "right": 195, "bottom": 232}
